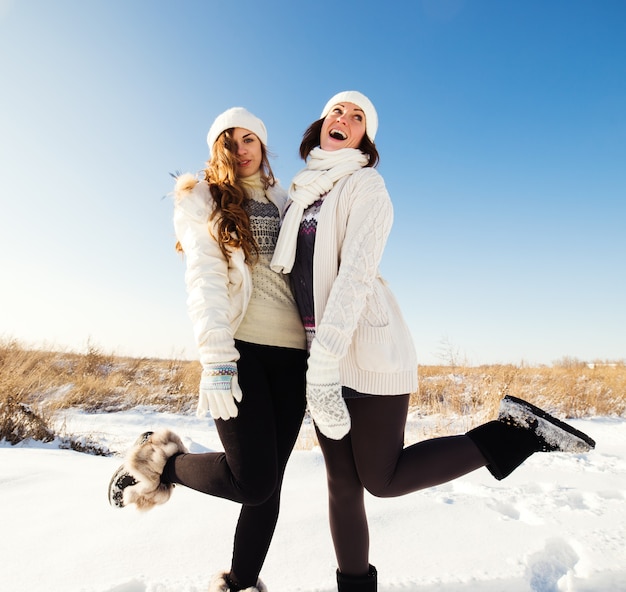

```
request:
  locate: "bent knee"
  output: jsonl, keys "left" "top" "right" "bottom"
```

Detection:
{"left": 362, "top": 478, "right": 395, "bottom": 498}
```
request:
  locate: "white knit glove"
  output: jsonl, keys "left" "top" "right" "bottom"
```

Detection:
{"left": 198, "top": 363, "right": 243, "bottom": 420}
{"left": 306, "top": 340, "right": 351, "bottom": 440}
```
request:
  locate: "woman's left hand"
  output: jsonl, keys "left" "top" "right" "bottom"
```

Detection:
{"left": 198, "top": 362, "right": 243, "bottom": 420}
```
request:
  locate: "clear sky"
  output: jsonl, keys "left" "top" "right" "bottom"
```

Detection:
{"left": 1, "top": 0, "right": 624, "bottom": 366}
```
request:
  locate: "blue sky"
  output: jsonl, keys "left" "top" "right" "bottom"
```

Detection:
{"left": 1, "top": 0, "right": 624, "bottom": 366}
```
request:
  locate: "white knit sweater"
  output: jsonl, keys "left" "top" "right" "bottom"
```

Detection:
{"left": 312, "top": 167, "right": 418, "bottom": 395}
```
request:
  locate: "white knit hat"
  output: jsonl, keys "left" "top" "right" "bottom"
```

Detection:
{"left": 320, "top": 91, "right": 378, "bottom": 141}
{"left": 206, "top": 107, "right": 268, "bottom": 153}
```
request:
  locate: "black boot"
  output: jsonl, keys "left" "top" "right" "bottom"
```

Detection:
{"left": 467, "top": 395, "right": 595, "bottom": 480}
{"left": 337, "top": 564, "right": 377, "bottom": 592}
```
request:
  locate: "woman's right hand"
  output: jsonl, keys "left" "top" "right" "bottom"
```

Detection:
{"left": 198, "top": 363, "right": 243, "bottom": 420}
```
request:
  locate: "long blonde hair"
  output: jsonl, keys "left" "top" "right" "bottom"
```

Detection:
{"left": 176, "top": 129, "right": 276, "bottom": 264}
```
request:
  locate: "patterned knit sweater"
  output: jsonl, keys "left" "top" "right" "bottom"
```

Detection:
{"left": 235, "top": 173, "right": 306, "bottom": 350}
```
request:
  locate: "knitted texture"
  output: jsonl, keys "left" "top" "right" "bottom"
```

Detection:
{"left": 200, "top": 362, "right": 242, "bottom": 420}
{"left": 206, "top": 107, "right": 267, "bottom": 152}
{"left": 306, "top": 340, "right": 350, "bottom": 439}
{"left": 315, "top": 181, "right": 390, "bottom": 354}
{"left": 235, "top": 174, "right": 306, "bottom": 350}
{"left": 321, "top": 90, "right": 378, "bottom": 140}
{"left": 310, "top": 167, "right": 418, "bottom": 396}
{"left": 271, "top": 147, "right": 368, "bottom": 273}
{"left": 204, "top": 363, "right": 237, "bottom": 380}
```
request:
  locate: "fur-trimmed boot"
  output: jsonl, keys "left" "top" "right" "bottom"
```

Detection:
{"left": 208, "top": 571, "right": 268, "bottom": 592}
{"left": 337, "top": 565, "right": 377, "bottom": 592}
{"left": 467, "top": 395, "right": 596, "bottom": 480}
{"left": 108, "top": 429, "right": 188, "bottom": 510}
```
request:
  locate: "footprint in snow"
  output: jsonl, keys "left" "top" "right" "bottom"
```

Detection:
{"left": 525, "top": 538, "right": 579, "bottom": 592}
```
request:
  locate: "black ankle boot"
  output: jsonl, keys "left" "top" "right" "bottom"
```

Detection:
{"left": 467, "top": 420, "right": 540, "bottom": 480}
{"left": 467, "top": 395, "right": 595, "bottom": 480}
{"left": 337, "top": 564, "right": 377, "bottom": 592}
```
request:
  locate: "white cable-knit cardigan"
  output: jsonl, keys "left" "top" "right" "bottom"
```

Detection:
{"left": 312, "top": 167, "right": 418, "bottom": 395}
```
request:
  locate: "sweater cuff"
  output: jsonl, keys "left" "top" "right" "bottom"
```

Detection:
{"left": 315, "top": 324, "right": 351, "bottom": 360}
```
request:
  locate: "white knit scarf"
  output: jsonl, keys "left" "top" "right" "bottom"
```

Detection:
{"left": 270, "top": 147, "right": 368, "bottom": 273}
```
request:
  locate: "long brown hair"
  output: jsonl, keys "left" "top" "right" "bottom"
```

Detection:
{"left": 186, "top": 129, "right": 276, "bottom": 264}
{"left": 299, "top": 118, "right": 380, "bottom": 167}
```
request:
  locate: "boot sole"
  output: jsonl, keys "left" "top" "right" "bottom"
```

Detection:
{"left": 499, "top": 395, "right": 596, "bottom": 453}
{"left": 107, "top": 431, "right": 154, "bottom": 508}
{"left": 108, "top": 465, "right": 137, "bottom": 508}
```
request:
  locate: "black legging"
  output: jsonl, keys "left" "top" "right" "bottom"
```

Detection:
{"left": 162, "top": 340, "right": 307, "bottom": 589}
{"left": 317, "top": 394, "right": 486, "bottom": 576}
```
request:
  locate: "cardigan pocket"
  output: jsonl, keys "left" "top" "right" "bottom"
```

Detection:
{"left": 352, "top": 324, "right": 403, "bottom": 373}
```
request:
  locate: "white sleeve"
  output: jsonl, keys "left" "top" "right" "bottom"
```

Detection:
{"left": 173, "top": 178, "right": 239, "bottom": 366}
{"left": 316, "top": 169, "right": 393, "bottom": 358}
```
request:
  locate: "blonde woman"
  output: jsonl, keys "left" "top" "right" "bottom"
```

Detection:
{"left": 109, "top": 108, "right": 307, "bottom": 592}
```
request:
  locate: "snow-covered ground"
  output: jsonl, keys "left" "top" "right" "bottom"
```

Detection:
{"left": 1, "top": 409, "right": 625, "bottom": 592}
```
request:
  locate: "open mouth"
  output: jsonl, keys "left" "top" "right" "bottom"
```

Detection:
{"left": 329, "top": 128, "right": 347, "bottom": 140}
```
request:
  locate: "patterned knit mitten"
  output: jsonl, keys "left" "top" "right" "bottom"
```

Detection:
{"left": 306, "top": 340, "right": 351, "bottom": 440}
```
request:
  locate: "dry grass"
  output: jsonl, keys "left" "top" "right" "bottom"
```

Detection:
{"left": 0, "top": 339, "right": 200, "bottom": 450}
{"left": 412, "top": 362, "right": 626, "bottom": 422}
{"left": 1, "top": 338, "right": 624, "bottom": 450}
{"left": 0, "top": 339, "right": 200, "bottom": 413}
